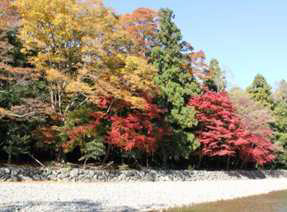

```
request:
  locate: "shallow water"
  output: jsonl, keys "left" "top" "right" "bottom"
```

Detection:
{"left": 167, "top": 190, "right": 287, "bottom": 212}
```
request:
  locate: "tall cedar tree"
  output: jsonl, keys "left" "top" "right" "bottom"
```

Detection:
{"left": 273, "top": 80, "right": 287, "bottom": 151}
{"left": 205, "top": 59, "right": 226, "bottom": 92}
{"left": 272, "top": 95, "right": 287, "bottom": 167}
{"left": 247, "top": 74, "right": 273, "bottom": 108}
{"left": 151, "top": 9, "right": 201, "bottom": 158}
{"left": 273, "top": 102, "right": 287, "bottom": 145}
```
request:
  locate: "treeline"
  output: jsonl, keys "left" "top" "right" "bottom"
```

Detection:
{"left": 0, "top": 0, "right": 286, "bottom": 170}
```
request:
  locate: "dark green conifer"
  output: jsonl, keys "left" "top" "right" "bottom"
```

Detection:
{"left": 247, "top": 74, "right": 273, "bottom": 108}
{"left": 151, "top": 9, "right": 201, "bottom": 159}
{"left": 205, "top": 59, "right": 226, "bottom": 92}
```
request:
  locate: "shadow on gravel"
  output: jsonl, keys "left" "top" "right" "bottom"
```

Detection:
{"left": 225, "top": 170, "right": 287, "bottom": 179}
{"left": 0, "top": 200, "right": 139, "bottom": 212}
{"left": 226, "top": 170, "right": 266, "bottom": 179}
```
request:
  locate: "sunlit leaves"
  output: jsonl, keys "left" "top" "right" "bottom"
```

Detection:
{"left": 188, "top": 91, "right": 275, "bottom": 166}
{"left": 119, "top": 8, "right": 158, "bottom": 55}
{"left": 247, "top": 74, "right": 273, "bottom": 108}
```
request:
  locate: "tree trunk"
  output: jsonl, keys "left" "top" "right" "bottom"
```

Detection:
{"left": 7, "top": 141, "right": 12, "bottom": 164}
{"left": 102, "top": 144, "right": 111, "bottom": 165}
{"left": 226, "top": 156, "right": 230, "bottom": 170}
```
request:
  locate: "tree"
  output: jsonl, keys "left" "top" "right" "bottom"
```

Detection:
{"left": 16, "top": 0, "right": 159, "bottom": 113}
{"left": 15, "top": 0, "right": 104, "bottom": 112}
{"left": 61, "top": 97, "right": 168, "bottom": 165}
{"left": 272, "top": 80, "right": 287, "bottom": 164}
{"left": 247, "top": 74, "right": 273, "bottom": 108}
{"left": 273, "top": 80, "right": 287, "bottom": 103}
{"left": 15, "top": 0, "right": 106, "bottom": 72}
{"left": 119, "top": 8, "right": 158, "bottom": 56}
{"left": 188, "top": 91, "right": 275, "bottom": 167}
{"left": 15, "top": 0, "right": 165, "bottom": 164}
{"left": 151, "top": 9, "right": 201, "bottom": 160}
{"left": 229, "top": 89, "right": 273, "bottom": 138}
{"left": 205, "top": 59, "right": 226, "bottom": 91}
{"left": 272, "top": 101, "right": 287, "bottom": 168}
{"left": 107, "top": 104, "right": 166, "bottom": 153}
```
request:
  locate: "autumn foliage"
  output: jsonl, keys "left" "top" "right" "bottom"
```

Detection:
{"left": 120, "top": 8, "right": 158, "bottom": 55}
{"left": 62, "top": 97, "right": 168, "bottom": 154}
{"left": 0, "top": 0, "right": 281, "bottom": 168}
{"left": 188, "top": 91, "right": 275, "bottom": 166}
{"left": 107, "top": 102, "right": 166, "bottom": 153}
{"left": 229, "top": 89, "right": 273, "bottom": 138}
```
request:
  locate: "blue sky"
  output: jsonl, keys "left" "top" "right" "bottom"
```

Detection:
{"left": 104, "top": 0, "right": 287, "bottom": 89}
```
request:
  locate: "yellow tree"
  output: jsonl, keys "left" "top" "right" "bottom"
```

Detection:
{"left": 15, "top": 0, "right": 112, "bottom": 112}
{"left": 16, "top": 0, "right": 159, "bottom": 113}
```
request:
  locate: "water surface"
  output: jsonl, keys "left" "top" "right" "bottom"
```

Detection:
{"left": 167, "top": 190, "right": 287, "bottom": 212}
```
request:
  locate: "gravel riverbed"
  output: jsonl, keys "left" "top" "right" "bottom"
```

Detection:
{"left": 1, "top": 178, "right": 287, "bottom": 211}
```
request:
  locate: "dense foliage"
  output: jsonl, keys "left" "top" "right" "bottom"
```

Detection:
{"left": 188, "top": 91, "right": 275, "bottom": 168}
{"left": 0, "top": 0, "right": 285, "bottom": 170}
{"left": 150, "top": 9, "right": 204, "bottom": 163}
{"left": 204, "top": 59, "right": 226, "bottom": 92}
{"left": 247, "top": 74, "right": 273, "bottom": 109}
{"left": 229, "top": 89, "right": 273, "bottom": 138}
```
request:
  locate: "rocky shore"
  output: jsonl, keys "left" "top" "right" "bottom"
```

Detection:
{"left": 0, "top": 166, "right": 287, "bottom": 182}
{"left": 1, "top": 179, "right": 287, "bottom": 211}
{"left": 1, "top": 166, "right": 287, "bottom": 211}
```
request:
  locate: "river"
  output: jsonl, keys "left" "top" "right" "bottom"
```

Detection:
{"left": 167, "top": 190, "right": 287, "bottom": 212}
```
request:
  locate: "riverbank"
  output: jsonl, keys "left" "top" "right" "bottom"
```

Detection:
{"left": 1, "top": 166, "right": 287, "bottom": 182}
{"left": 1, "top": 178, "right": 287, "bottom": 211}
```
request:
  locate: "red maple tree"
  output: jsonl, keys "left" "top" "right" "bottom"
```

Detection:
{"left": 107, "top": 101, "right": 167, "bottom": 153}
{"left": 64, "top": 97, "right": 167, "bottom": 154}
{"left": 188, "top": 91, "right": 275, "bottom": 166}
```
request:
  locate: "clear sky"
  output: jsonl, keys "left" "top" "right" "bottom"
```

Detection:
{"left": 104, "top": 0, "right": 287, "bottom": 89}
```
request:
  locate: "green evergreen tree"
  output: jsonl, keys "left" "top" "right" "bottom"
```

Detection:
{"left": 271, "top": 80, "right": 287, "bottom": 168}
{"left": 205, "top": 59, "right": 226, "bottom": 92}
{"left": 273, "top": 102, "right": 287, "bottom": 140}
{"left": 272, "top": 101, "right": 287, "bottom": 168}
{"left": 247, "top": 74, "right": 273, "bottom": 108}
{"left": 151, "top": 9, "right": 201, "bottom": 161}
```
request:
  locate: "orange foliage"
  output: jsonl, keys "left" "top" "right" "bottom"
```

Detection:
{"left": 120, "top": 8, "right": 158, "bottom": 55}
